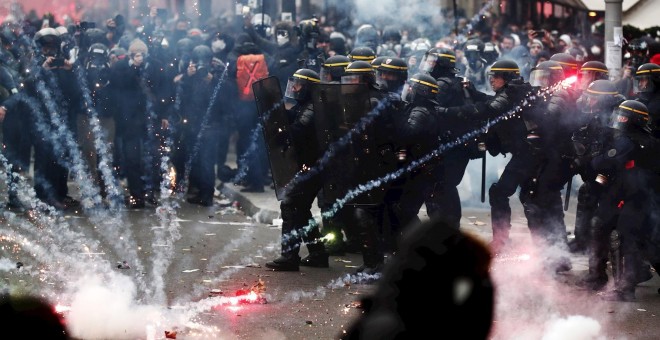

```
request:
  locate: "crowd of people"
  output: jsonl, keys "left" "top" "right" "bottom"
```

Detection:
{"left": 0, "top": 4, "right": 659, "bottom": 317}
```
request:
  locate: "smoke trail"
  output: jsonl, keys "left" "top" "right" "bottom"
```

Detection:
{"left": 30, "top": 69, "right": 101, "bottom": 210}
{"left": 230, "top": 99, "right": 285, "bottom": 184}
{"left": 272, "top": 94, "right": 395, "bottom": 201}
{"left": 461, "top": 0, "right": 496, "bottom": 38}
{"left": 21, "top": 64, "right": 151, "bottom": 294}
{"left": 277, "top": 79, "right": 576, "bottom": 252}
{"left": 174, "top": 64, "right": 229, "bottom": 198}
{"left": 72, "top": 63, "right": 124, "bottom": 210}
{"left": 71, "top": 63, "right": 151, "bottom": 292}
{"left": 176, "top": 225, "right": 257, "bottom": 303}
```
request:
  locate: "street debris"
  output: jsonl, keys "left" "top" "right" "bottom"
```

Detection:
{"left": 117, "top": 261, "right": 130, "bottom": 269}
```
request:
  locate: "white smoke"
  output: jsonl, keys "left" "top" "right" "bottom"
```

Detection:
{"left": 0, "top": 257, "right": 17, "bottom": 271}
{"left": 66, "top": 275, "right": 164, "bottom": 340}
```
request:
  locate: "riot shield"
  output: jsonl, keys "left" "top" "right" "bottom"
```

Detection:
{"left": 252, "top": 76, "right": 300, "bottom": 200}
{"left": 312, "top": 83, "right": 376, "bottom": 204}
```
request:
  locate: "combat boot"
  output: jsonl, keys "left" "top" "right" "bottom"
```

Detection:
{"left": 265, "top": 254, "right": 300, "bottom": 271}
{"left": 300, "top": 243, "right": 329, "bottom": 268}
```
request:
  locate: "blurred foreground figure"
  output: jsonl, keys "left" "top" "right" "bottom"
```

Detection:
{"left": 0, "top": 293, "right": 70, "bottom": 339}
{"left": 342, "top": 218, "right": 494, "bottom": 339}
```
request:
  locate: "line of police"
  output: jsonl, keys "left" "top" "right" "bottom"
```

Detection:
{"left": 1, "top": 16, "right": 659, "bottom": 302}
{"left": 260, "top": 42, "right": 660, "bottom": 301}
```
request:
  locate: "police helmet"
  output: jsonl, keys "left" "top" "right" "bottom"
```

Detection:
{"left": 342, "top": 60, "right": 376, "bottom": 85}
{"left": 370, "top": 56, "right": 388, "bottom": 69}
{"left": 634, "top": 63, "right": 660, "bottom": 94}
{"left": 529, "top": 60, "right": 564, "bottom": 88}
{"left": 611, "top": 100, "right": 650, "bottom": 132}
{"left": 376, "top": 57, "right": 408, "bottom": 92}
{"left": 580, "top": 79, "right": 620, "bottom": 114}
{"left": 578, "top": 60, "right": 609, "bottom": 90}
{"left": 405, "top": 73, "right": 439, "bottom": 103}
{"left": 285, "top": 68, "right": 320, "bottom": 101}
{"left": 487, "top": 59, "right": 521, "bottom": 83}
{"left": 348, "top": 46, "right": 377, "bottom": 63}
{"left": 420, "top": 47, "right": 456, "bottom": 78}
{"left": 550, "top": 53, "right": 579, "bottom": 78}
{"left": 320, "top": 54, "right": 350, "bottom": 83}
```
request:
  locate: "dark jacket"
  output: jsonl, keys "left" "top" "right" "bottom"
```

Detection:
{"left": 108, "top": 57, "right": 168, "bottom": 134}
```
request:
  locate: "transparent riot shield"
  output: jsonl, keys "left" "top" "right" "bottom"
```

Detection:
{"left": 252, "top": 76, "right": 300, "bottom": 200}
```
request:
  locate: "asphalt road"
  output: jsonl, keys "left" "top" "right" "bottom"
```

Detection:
{"left": 1, "top": 177, "right": 659, "bottom": 339}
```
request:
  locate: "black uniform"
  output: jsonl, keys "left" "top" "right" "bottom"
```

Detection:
{"left": 441, "top": 74, "right": 533, "bottom": 252}
{"left": 265, "top": 69, "right": 329, "bottom": 272}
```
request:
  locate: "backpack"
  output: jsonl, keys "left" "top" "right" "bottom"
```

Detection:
{"left": 236, "top": 54, "right": 269, "bottom": 101}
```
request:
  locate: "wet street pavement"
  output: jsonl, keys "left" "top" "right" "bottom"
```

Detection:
{"left": 1, "top": 173, "right": 659, "bottom": 339}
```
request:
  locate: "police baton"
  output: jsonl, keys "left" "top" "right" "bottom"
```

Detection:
{"left": 563, "top": 175, "right": 573, "bottom": 211}
{"left": 480, "top": 151, "right": 486, "bottom": 203}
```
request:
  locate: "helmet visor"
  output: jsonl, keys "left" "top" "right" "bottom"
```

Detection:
{"left": 419, "top": 53, "right": 438, "bottom": 73}
{"left": 320, "top": 67, "right": 334, "bottom": 83}
{"left": 633, "top": 74, "right": 655, "bottom": 93}
{"left": 578, "top": 70, "right": 608, "bottom": 90}
{"left": 284, "top": 77, "right": 307, "bottom": 100}
{"left": 341, "top": 74, "right": 363, "bottom": 84}
{"left": 529, "top": 69, "right": 554, "bottom": 88}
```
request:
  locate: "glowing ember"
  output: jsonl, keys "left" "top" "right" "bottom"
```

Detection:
{"left": 321, "top": 233, "right": 336, "bottom": 242}
{"left": 213, "top": 279, "right": 267, "bottom": 310}
{"left": 54, "top": 304, "right": 71, "bottom": 313}
{"left": 169, "top": 167, "right": 177, "bottom": 190}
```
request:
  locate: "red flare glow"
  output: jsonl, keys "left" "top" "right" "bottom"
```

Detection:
{"left": 562, "top": 75, "right": 578, "bottom": 87}
{"left": 212, "top": 290, "right": 266, "bottom": 311}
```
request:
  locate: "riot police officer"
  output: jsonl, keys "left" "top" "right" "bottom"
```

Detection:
{"left": 570, "top": 60, "right": 610, "bottom": 253}
{"left": 550, "top": 52, "right": 580, "bottom": 79}
{"left": 316, "top": 54, "right": 353, "bottom": 254}
{"left": 341, "top": 60, "right": 404, "bottom": 273}
{"left": 590, "top": 100, "right": 659, "bottom": 301}
{"left": 439, "top": 59, "right": 534, "bottom": 254}
{"left": 633, "top": 63, "right": 660, "bottom": 139}
{"left": 348, "top": 46, "right": 377, "bottom": 64}
{"left": 375, "top": 57, "right": 408, "bottom": 95}
{"left": 265, "top": 69, "right": 330, "bottom": 271}
{"left": 319, "top": 54, "right": 350, "bottom": 83}
{"left": 417, "top": 47, "right": 488, "bottom": 230}
{"left": 394, "top": 73, "right": 442, "bottom": 232}
{"left": 572, "top": 79, "right": 626, "bottom": 290}
{"left": 520, "top": 60, "right": 574, "bottom": 272}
